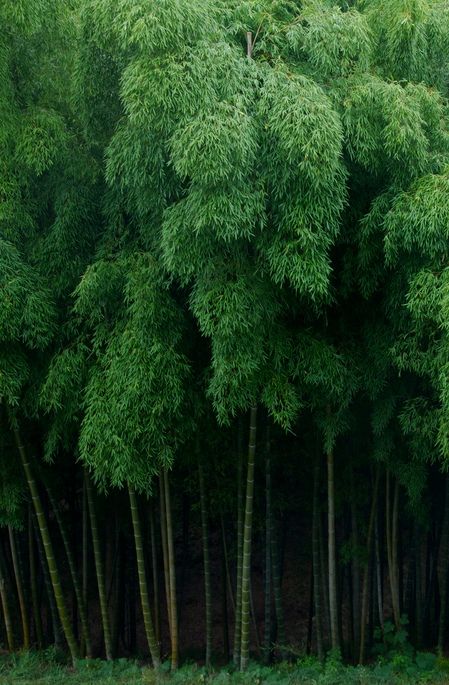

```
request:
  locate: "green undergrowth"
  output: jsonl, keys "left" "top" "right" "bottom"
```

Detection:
{"left": 1, "top": 649, "right": 449, "bottom": 685}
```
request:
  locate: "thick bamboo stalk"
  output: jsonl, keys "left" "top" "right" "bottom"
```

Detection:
{"left": 29, "top": 506, "right": 43, "bottom": 649}
{"left": 32, "top": 511, "right": 62, "bottom": 648}
{"left": 312, "top": 458, "right": 324, "bottom": 661}
{"left": 374, "top": 510, "right": 384, "bottom": 635}
{"left": 8, "top": 526, "right": 30, "bottom": 649}
{"left": 46, "top": 485, "right": 92, "bottom": 657}
{"left": 438, "top": 474, "right": 449, "bottom": 654}
{"left": 240, "top": 404, "right": 257, "bottom": 671}
{"left": 264, "top": 428, "right": 272, "bottom": 663}
{"left": 359, "top": 468, "right": 380, "bottom": 664}
{"left": 233, "top": 430, "right": 244, "bottom": 666}
{"left": 271, "top": 516, "right": 286, "bottom": 657}
{"left": 85, "top": 471, "right": 113, "bottom": 660}
{"left": 13, "top": 426, "right": 78, "bottom": 662}
{"left": 199, "top": 462, "right": 212, "bottom": 667}
{"left": 327, "top": 447, "right": 339, "bottom": 651}
{"left": 159, "top": 476, "right": 172, "bottom": 641}
{"left": 350, "top": 471, "right": 361, "bottom": 656}
{"left": 220, "top": 514, "right": 235, "bottom": 614}
{"left": 128, "top": 485, "right": 160, "bottom": 668}
{"left": 164, "top": 469, "right": 178, "bottom": 670}
{"left": 149, "top": 503, "right": 160, "bottom": 646}
{"left": 0, "top": 542, "right": 14, "bottom": 651}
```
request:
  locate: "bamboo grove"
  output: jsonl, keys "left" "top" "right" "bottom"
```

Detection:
{"left": 3, "top": 0, "right": 449, "bottom": 671}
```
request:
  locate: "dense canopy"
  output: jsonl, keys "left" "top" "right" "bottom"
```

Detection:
{"left": 2, "top": 0, "right": 449, "bottom": 671}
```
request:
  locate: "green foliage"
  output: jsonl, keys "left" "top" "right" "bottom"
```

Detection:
{"left": 0, "top": 653, "right": 446, "bottom": 685}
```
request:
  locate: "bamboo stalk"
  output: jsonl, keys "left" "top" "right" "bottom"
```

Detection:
{"left": 327, "top": 446, "right": 339, "bottom": 651}
{"left": 359, "top": 468, "right": 380, "bottom": 664}
{"left": 240, "top": 404, "right": 257, "bottom": 671}
{"left": 128, "top": 485, "right": 160, "bottom": 668}
{"left": 0, "top": 541, "right": 14, "bottom": 652}
{"left": 13, "top": 425, "right": 78, "bottom": 663}
{"left": 85, "top": 471, "right": 112, "bottom": 660}
{"left": 264, "top": 425, "right": 272, "bottom": 663}
{"left": 159, "top": 475, "right": 172, "bottom": 641}
{"left": 164, "top": 469, "right": 178, "bottom": 669}
{"left": 8, "top": 526, "right": 30, "bottom": 649}
{"left": 29, "top": 506, "right": 43, "bottom": 649}
{"left": 46, "top": 484, "right": 92, "bottom": 657}
{"left": 233, "top": 425, "right": 244, "bottom": 666}
{"left": 199, "top": 462, "right": 212, "bottom": 667}
{"left": 313, "top": 457, "right": 324, "bottom": 661}
{"left": 149, "top": 502, "right": 160, "bottom": 646}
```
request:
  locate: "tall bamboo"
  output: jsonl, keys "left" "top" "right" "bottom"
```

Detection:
{"left": 312, "top": 458, "right": 324, "bottom": 661}
{"left": 240, "top": 404, "right": 257, "bottom": 671}
{"left": 350, "top": 470, "right": 361, "bottom": 656}
{"left": 0, "top": 542, "right": 14, "bottom": 651}
{"left": 164, "top": 469, "right": 179, "bottom": 669}
{"left": 28, "top": 506, "right": 43, "bottom": 648}
{"left": 32, "top": 511, "right": 62, "bottom": 648}
{"left": 233, "top": 431, "right": 244, "bottom": 666}
{"left": 128, "top": 485, "right": 160, "bottom": 667}
{"left": 327, "top": 447, "right": 339, "bottom": 651}
{"left": 8, "top": 526, "right": 30, "bottom": 649}
{"left": 264, "top": 435, "right": 272, "bottom": 664}
{"left": 438, "top": 474, "right": 449, "bottom": 654}
{"left": 159, "top": 475, "right": 172, "bottom": 644}
{"left": 13, "top": 425, "right": 78, "bottom": 662}
{"left": 199, "top": 462, "right": 212, "bottom": 667}
{"left": 359, "top": 468, "right": 380, "bottom": 664}
{"left": 85, "top": 471, "right": 113, "bottom": 660}
{"left": 386, "top": 473, "right": 401, "bottom": 629}
{"left": 149, "top": 503, "right": 160, "bottom": 645}
{"left": 46, "top": 485, "right": 92, "bottom": 657}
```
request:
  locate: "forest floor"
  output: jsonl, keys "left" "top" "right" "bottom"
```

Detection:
{"left": 2, "top": 651, "right": 449, "bottom": 685}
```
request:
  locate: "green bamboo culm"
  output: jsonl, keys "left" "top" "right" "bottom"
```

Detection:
{"left": 32, "top": 511, "right": 63, "bottom": 649}
{"left": 240, "top": 405, "right": 258, "bottom": 671}
{"left": 46, "top": 484, "right": 92, "bottom": 658}
{"left": 327, "top": 446, "right": 339, "bottom": 651}
{"left": 12, "top": 424, "right": 79, "bottom": 664}
{"left": 164, "top": 469, "right": 179, "bottom": 670}
{"left": 264, "top": 429, "right": 272, "bottom": 664}
{"left": 84, "top": 471, "right": 113, "bottom": 660}
{"left": 233, "top": 443, "right": 244, "bottom": 667}
{"left": 199, "top": 461, "right": 212, "bottom": 667}
{"left": 0, "top": 542, "right": 14, "bottom": 652}
{"left": 128, "top": 485, "right": 161, "bottom": 669}
{"left": 8, "top": 525, "right": 30, "bottom": 649}
{"left": 438, "top": 474, "right": 449, "bottom": 655}
{"left": 28, "top": 506, "right": 44, "bottom": 649}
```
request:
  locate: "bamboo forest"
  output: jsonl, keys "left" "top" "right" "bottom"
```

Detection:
{"left": 5, "top": 1, "right": 449, "bottom": 684}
